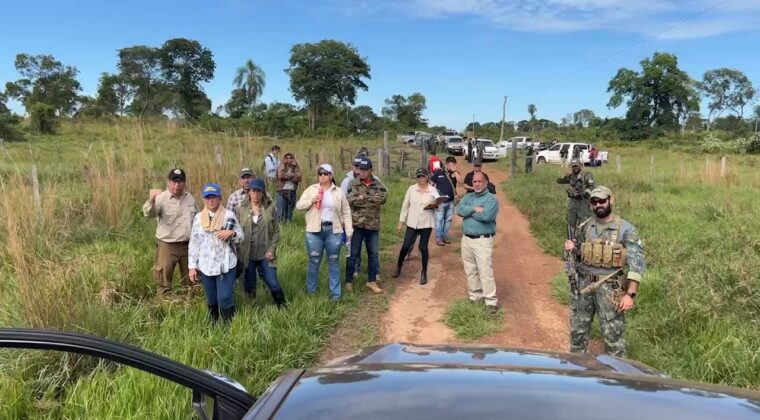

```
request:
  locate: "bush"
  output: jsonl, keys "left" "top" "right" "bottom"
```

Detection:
{"left": 29, "top": 103, "right": 58, "bottom": 134}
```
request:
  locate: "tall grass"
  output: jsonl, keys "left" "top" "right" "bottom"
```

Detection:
{"left": 500, "top": 148, "right": 760, "bottom": 389}
{"left": 0, "top": 121, "right": 415, "bottom": 418}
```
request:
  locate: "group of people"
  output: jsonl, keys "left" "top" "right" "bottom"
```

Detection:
{"left": 557, "top": 158, "right": 646, "bottom": 358}
{"left": 142, "top": 146, "right": 504, "bottom": 325}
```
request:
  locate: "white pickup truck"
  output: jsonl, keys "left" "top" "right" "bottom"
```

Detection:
{"left": 397, "top": 131, "right": 433, "bottom": 146}
{"left": 534, "top": 143, "right": 608, "bottom": 165}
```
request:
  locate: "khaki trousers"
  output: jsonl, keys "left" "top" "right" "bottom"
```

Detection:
{"left": 461, "top": 236, "right": 497, "bottom": 306}
{"left": 153, "top": 240, "right": 190, "bottom": 294}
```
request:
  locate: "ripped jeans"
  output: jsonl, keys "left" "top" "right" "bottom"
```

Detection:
{"left": 305, "top": 223, "right": 344, "bottom": 299}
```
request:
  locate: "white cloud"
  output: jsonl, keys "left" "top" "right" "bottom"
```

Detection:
{"left": 350, "top": 0, "right": 760, "bottom": 39}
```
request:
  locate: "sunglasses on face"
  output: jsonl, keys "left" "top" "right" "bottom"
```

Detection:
{"left": 416, "top": 174, "right": 426, "bottom": 178}
{"left": 590, "top": 198, "right": 608, "bottom": 206}
{"left": 318, "top": 171, "right": 331, "bottom": 176}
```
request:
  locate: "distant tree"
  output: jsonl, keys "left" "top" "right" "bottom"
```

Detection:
{"left": 117, "top": 45, "right": 167, "bottom": 120}
{"left": 224, "top": 88, "right": 251, "bottom": 119}
{"left": 683, "top": 111, "right": 704, "bottom": 131}
{"left": 351, "top": 105, "right": 378, "bottom": 131}
{"left": 0, "top": 89, "right": 24, "bottom": 141}
{"left": 5, "top": 54, "right": 81, "bottom": 119}
{"left": 382, "top": 92, "right": 427, "bottom": 127}
{"left": 95, "top": 73, "right": 132, "bottom": 116}
{"left": 160, "top": 38, "right": 216, "bottom": 119}
{"left": 527, "top": 104, "right": 537, "bottom": 120}
{"left": 233, "top": 59, "right": 266, "bottom": 105}
{"left": 699, "top": 68, "right": 755, "bottom": 125}
{"left": 607, "top": 52, "right": 699, "bottom": 139}
{"left": 573, "top": 109, "right": 596, "bottom": 128}
{"left": 516, "top": 120, "right": 531, "bottom": 132}
{"left": 286, "top": 39, "right": 371, "bottom": 130}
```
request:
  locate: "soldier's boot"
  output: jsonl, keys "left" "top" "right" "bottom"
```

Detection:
{"left": 271, "top": 290, "right": 288, "bottom": 309}
{"left": 207, "top": 305, "right": 220, "bottom": 325}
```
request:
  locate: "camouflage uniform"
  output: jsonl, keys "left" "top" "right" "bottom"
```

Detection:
{"left": 345, "top": 175, "right": 388, "bottom": 284}
{"left": 570, "top": 210, "right": 646, "bottom": 358}
{"left": 556, "top": 165, "right": 595, "bottom": 231}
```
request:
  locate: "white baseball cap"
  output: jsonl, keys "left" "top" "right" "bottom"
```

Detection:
{"left": 318, "top": 163, "right": 333, "bottom": 174}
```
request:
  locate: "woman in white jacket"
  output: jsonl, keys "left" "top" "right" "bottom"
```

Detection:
{"left": 189, "top": 183, "right": 244, "bottom": 324}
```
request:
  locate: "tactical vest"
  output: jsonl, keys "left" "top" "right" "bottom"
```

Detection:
{"left": 580, "top": 216, "right": 628, "bottom": 268}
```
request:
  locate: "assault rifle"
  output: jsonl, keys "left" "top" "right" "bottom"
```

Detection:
{"left": 565, "top": 224, "right": 580, "bottom": 296}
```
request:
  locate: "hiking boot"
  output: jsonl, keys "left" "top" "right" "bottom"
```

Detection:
{"left": 220, "top": 306, "right": 235, "bottom": 323}
{"left": 486, "top": 305, "right": 500, "bottom": 316}
{"left": 436, "top": 240, "right": 445, "bottom": 246}
{"left": 345, "top": 283, "right": 353, "bottom": 293}
{"left": 271, "top": 290, "right": 288, "bottom": 308}
{"left": 367, "top": 282, "right": 383, "bottom": 294}
{"left": 208, "top": 304, "right": 220, "bottom": 325}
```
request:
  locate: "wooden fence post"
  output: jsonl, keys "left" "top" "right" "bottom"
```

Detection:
{"left": 720, "top": 156, "right": 727, "bottom": 178}
{"left": 214, "top": 144, "right": 223, "bottom": 166}
{"left": 340, "top": 146, "right": 346, "bottom": 170}
{"left": 400, "top": 149, "right": 406, "bottom": 173}
{"left": 649, "top": 155, "right": 654, "bottom": 179}
{"left": 307, "top": 149, "right": 313, "bottom": 171}
{"left": 615, "top": 155, "right": 622, "bottom": 172}
{"left": 31, "top": 165, "right": 41, "bottom": 210}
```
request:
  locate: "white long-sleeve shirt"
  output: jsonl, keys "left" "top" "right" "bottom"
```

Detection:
{"left": 188, "top": 209, "right": 244, "bottom": 275}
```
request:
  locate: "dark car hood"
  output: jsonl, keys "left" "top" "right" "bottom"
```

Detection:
{"left": 265, "top": 344, "right": 760, "bottom": 420}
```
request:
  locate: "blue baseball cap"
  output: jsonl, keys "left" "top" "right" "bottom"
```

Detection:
{"left": 247, "top": 178, "right": 266, "bottom": 191}
{"left": 201, "top": 183, "right": 222, "bottom": 198}
{"left": 357, "top": 157, "right": 373, "bottom": 170}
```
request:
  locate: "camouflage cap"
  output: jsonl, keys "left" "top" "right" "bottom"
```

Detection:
{"left": 570, "top": 158, "right": 582, "bottom": 167}
{"left": 589, "top": 186, "right": 612, "bottom": 200}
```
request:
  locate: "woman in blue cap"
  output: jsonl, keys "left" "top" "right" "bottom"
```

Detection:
{"left": 188, "top": 183, "right": 244, "bottom": 324}
{"left": 235, "top": 178, "right": 287, "bottom": 307}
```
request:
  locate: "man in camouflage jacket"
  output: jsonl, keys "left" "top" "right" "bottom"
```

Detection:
{"left": 345, "top": 157, "right": 388, "bottom": 293}
{"left": 557, "top": 158, "right": 595, "bottom": 236}
{"left": 564, "top": 186, "right": 645, "bottom": 358}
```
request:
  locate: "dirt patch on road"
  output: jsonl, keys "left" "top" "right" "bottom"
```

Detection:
{"left": 382, "top": 162, "right": 570, "bottom": 351}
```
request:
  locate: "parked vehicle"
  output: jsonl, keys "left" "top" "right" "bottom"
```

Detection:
{"left": 495, "top": 136, "right": 534, "bottom": 157}
{"left": 443, "top": 135, "right": 464, "bottom": 155}
{"left": 5, "top": 329, "right": 760, "bottom": 420}
{"left": 535, "top": 142, "right": 608, "bottom": 165}
{"left": 465, "top": 138, "right": 500, "bottom": 161}
{"left": 397, "top": 131, "right": 432, "bottom": 146}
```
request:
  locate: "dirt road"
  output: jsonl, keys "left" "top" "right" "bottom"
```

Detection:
{"left": 382, "top": 162, "right": 570, "bottom": 351}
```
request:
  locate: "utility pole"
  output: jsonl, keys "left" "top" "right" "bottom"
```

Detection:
{"left": 500, "top": 95, "right": 508, "bottom": 142}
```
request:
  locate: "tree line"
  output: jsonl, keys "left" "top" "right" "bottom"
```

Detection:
{"left": 1, "top": 40, "right": 758, "bottom": 143}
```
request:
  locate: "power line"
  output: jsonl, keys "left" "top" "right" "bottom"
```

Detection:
{"left": 547, "top": 0, "right": 732, "bottom": 86}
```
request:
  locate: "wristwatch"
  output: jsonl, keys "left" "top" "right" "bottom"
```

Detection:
{"left": 626, "top": 292, "right": 637, "bottom": 299}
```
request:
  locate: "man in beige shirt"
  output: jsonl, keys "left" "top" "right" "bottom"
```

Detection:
{"left": 143, "top": 168, "right": 199, "bottom": 295}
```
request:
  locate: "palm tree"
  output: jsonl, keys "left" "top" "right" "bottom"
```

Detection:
{"left": 527, "top": 104, "right": 537, "bottom": 120}
{"left": 233, "top": 59, "right": 266, "bottom": 104}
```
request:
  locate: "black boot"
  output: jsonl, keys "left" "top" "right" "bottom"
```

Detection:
{"left": 220, "top": 306, "right": 235, "bottom": 323}
{"left": 420, "top": 271, "right": 428, "bottom": 285}
{"left": 271, "top": 290, "right": 288, "bottom": 308}
{"left": 208, "top": 304, "right": 220, "bottom": 325}
{"left": 392, "top": 264, "right": 403, "bottom": 278}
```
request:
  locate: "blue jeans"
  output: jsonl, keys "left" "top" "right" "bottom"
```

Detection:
{"left": 200, "top": 269, "right": 236, "bottom": 309}
{"left": 345, "top": 228, "right": 379, "bottom": 283}
{"left": 244, "top": 259, "right": 282, "bottom": 294}
{"left": 276, "top": 190, "right": 296, "bottom": 222}
{"left": 306, "top": 224, "right": 343, "bottom": 299}
{"left": 436, "top": 201, "right": 454, "bottom": 241}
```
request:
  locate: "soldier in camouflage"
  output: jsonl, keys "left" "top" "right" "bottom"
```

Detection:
{"left": 557, "top": 158, "right": 595, "bottom": 236}
{"left": 345, "top": 157, "right": 388, "bottom": 294}
{"left": 564, "top": 186, "right": 645, "bottom": 358}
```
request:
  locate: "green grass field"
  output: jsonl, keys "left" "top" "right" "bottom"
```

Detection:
{"left": 499, "top": 148, "right": 760, "bottom": 389}
{"left": 0, "top": 121, "right": 415, "bottom": 418}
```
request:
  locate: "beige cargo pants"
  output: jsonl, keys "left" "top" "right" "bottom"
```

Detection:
{"left": 461, "top": 235, "right": 497, "bottom": 306}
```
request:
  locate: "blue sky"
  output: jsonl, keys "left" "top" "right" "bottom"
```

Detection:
{"left": 2, "top": 0, "right": 759, "bottom": 129}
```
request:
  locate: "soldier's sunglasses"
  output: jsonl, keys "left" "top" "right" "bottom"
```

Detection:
{"left": 590, "top": 198, "right": 608, "bottom": 206}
